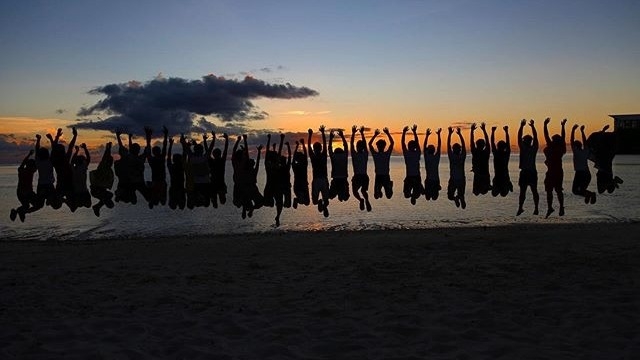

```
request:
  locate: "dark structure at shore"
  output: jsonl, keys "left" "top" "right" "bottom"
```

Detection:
{"left": 610, "top": 114, "right": 640, "bottom": 154}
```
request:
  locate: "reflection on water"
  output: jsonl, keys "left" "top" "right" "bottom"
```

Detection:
{"left": 1, "top": 155, "right": 639, "bottom": 240}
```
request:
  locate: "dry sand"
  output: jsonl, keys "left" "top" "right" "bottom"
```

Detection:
{"left": 1, "top": 223, "right": 639, "bottom": 359}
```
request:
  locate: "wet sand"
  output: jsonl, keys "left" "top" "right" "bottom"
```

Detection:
{"left": 1, "top": 223, "right": 639, "bottom": 359}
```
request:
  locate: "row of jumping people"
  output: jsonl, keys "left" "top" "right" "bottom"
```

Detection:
{"left": 10, "top": 119, "right": 622, "bottom": 226}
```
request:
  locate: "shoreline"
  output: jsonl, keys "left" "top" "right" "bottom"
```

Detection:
{"left": 2, "top": 222, "right": 639, "bottom": 358}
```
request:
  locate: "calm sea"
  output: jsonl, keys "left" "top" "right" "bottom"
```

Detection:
{"left": 1, "top": 155, "right": 638, "bottom": 240}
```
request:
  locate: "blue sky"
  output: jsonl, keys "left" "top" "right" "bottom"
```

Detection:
{"left": 1, "top": 0, "right": 639, "bottom": 147}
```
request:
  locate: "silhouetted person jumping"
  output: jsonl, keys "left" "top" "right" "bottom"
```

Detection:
{"left": 543, "top": 118, "right": 567, "bottom": 218}
{"left": 423, "top": 128, "right": 442, "bottom": 201}
{"left": 292, "top": 139, "right": 310, "bottom": 208}
{"left": 587, "top": 125, "right": 623, "bottom": 194}
{"left": 350, "top": 126, "right": 371, "bottom": 211}
{"left": 470, "top": 122, "right": 491, "bottom": 196}
{"left": 208, "top": 132, "right": 229, "bottom": 208}
{"left": 69, "top": 143, "right": 92, "bottom": 211}
{"left": 10, "top": 149, "right": 37, "bottom": 222}
{"left": 263, "top": 133, "right": 286, "bottom": 226}
{"left": 402, "top": 124, "right": 423, "bottom": 205}
{"left": 517, "top": 119, "right": 540, "bottom": 216}
{"left": 90, "top": 142, "right": 115, "bottom": 216}
{"left": 329, "top": 129, "right": 350, "bottom": 202}
{"left": 369, "top": 128, "right": 394, "bottom": 199}
{"left": 308, "top": 126, "right": 330, "bottom": 217}
{"left": 571, "top": 124, "right": 596, "bottom": 204}
{"left": 49, "top": 127, "right": 76, "bottom": 209}
{"left": 146, "top": 126, "right": 169, "bottom": 209}
{"left": 490, "top": 125, "right": 513, "bottom": 197}
{"left": 167, "top": 136, "right": 186, "bottom": 210}
{"left": 280, "top": 140, "right": 293, "bottom": 210}
{"left": 447, "top": 127, "right": 467, "bottom": 209}
{"left": 23, "top": 134, "right": 57, "bottom": 218}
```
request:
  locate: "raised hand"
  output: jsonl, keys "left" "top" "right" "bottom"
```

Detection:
{"left": 359, "top": 126, "right": 365, "bottom": 134}
{"left": 529, "top": 119, "right": 535, "bottom": 127}
{"left": 337, "top": 129, "right": 344, "bottom": 137}
{"left": 402, "top": 126, "right": 409, "bottom": 133}
{"left": 561, "top": 118, "right": 567, "bottom": 126}
{"left": 46, "top": 133, "right": 53, "bottom": 140}
{"left": 602, "top": 124, "right": 610, "bottom": 132}
{"left": 544, "top": 117, "right": 551, "bottom": 125}
{"left": 411, "top": 124, "right": 418, "bottom": 133}
{"left": 503, "top": 125, "right": 508, "bottom": 131}
{"left": 352, "top": 125, "right": 357, "bottom": 134}
{"left": 267, "top": 133, "right": 271, "bottom": 140}
{"left": 521, "top": 119, "right": 526, "bottom": 127}
{"left": 436, "top": 128, "right": 442, "bottom": 135}
{"left": 280, "top": 133, "right": 285, "bottom": 140}
{"left": 72, "top": 127, "right": 77, "bottom": 136}
{"left": 374, "top": 129, "right": 381, "bottom": 136}
{"left": 308, "top": 128, "right": 313, "bottom": 135}
{"left": 491, "top": 126, "right": 497, "bottom": 132}
{"left": 257, "top": 144, "right": 263, "bottom": 151}
{"left": 383, "top": 127, "right": 390, "bottom": 134}
{"left": 580, "top": 125, "right": 585, "bottom": 131}
{"left": 480, "top": 122, "right": 486, "bottom": 130}
{"left": 319, "top": 125, "right": 325, "bottom": 132}
{"left": 572, "top": 124, "right": 579, "bottom": 131}
{"left": 426, "top": 128, "right": 432, "bottom": 135}
{"left": 81, "top": 143, "right": 87, "bottom": 149}
{"left": 448, "top": 127, "right": 453, "bottom": 134}
{"left": 471, "top": 123, "right": 477, "bottom": 131}
{"left": 57, "top": 128, "right": 63, "bottom": 137}
{"left": 456, "top": 127, "right": 461, "bottom": 135}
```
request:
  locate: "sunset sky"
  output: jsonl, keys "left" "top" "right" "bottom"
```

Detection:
{"left": 1, "top": 0, "right": 639, "bottom": 159}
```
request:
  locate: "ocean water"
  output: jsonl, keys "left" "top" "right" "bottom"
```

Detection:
{"left": 1, "top": 155, "right": 638, "bottom": 240}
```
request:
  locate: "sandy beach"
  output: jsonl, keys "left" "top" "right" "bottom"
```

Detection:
{"left": 1, "top": 223, "right": 639, "bottom": 359}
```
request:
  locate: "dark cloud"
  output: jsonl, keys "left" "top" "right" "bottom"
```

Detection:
{"left": 0, "top": 134, "right": 35, "bottom": 163}
{"left": 75, "top": 74, "right": 319, "bottom": 135}
{"left": 55, "top": 108, "right": 67, "bottom": 114}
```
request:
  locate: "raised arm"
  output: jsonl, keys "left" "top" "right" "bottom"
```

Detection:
{"left": 307, "top": 129, "right": 313, "bottom": 158}
{"left": 401, "top": 126, "right": 408, "bottom": 153}
{"left": 300, "top": 138, "right": 307, "bottom": 157}
{"left": 411, "top": 124, "right": 418, "bottom": 147}
{"left": 328, "top": 130, "right": 335, "bottom": 156}
{"left": 115, "top": 128, "right": 126, "bottom": 155}
{"left": 530, "top": 120, "right": 539, "bottom": 150}
{"left": 266, "top": 133, "right": 272, "bottom": 155}
{"left": 504, "top": 126, "right": 510, "bottom": 154}
{"left": 571, "top": 124, "right": 577, "bottom": 149}
{"left": 66, "top": 127, "right": 78, "bottom": 160}
{"left": 103, "top": 142, "right": 112, "bottom": 164}
{"left": 255, "top": 144, "right": 263, "bottom": 172}
{"left": 350, "top": 125, "right": 357, "bottom": 156}
{"left": 242, "top": 134, "right": 249, "bottom": 157}
{"left": 543, "top": 117, "right": 552, "bottom": 144}
{"left": 470, "top": 123, "right": 477, "bottom": 151}
{"left": 81, "top": 143, "right": 90, "bottom": 164}
{"left": 320, "top": 125, "right": 327, "bottom": 155}
{"left": 71, "top": 145, "right": 80, "bottom": 164}
{"left": 518, "top": 119, "right": 525, "bottom": 147}
{"left": 481, "top": 123, "right": 489, "bottom": 153}
{"left": 232, "top": 135, "right": 241, "bottom": 155}
{"left": 458, "top": 128, "right": 466, "bottom": 156}
{"left": 161, "top": 126, "right": 168, "bottom": 157}
{"left": 561, "top": 118, "right": 567, "bottom": 142}
{"left": 53, "top": 128, "right": 63, "bottom": 145}
{"left": 204, "top": 132, "right": 213, "bottom": 157}
{"left": 580, "top": 125, "right": 587, "bottom": 145}
{"left": 166, "top": 138, "right": 174, "bottom": 166}
{"left": 222, "top": 133, "right": 229, "bottom": 160}
{"left": 385, "top": 127, "right": 394, "bottom": 154}
{"left": 339, "top": 130, "right": 347, "bottom": 154}
{"left": 144, "top": 127, "right": 153, "bottom": 160}
{"left": 285, "top": 141, "right": 291, "bottom": 164}
{"left": 436, "top": 128, "right": 442, "bottom": 155}
{"left": 369, "top": 129, "right": 379, "bottom": 153}
{"left": 35, "top": 134, "right": 42, "bottom": 157}
{"left": 278, "top": 133, "right": 285, "bottom": 156}
{"left": 447, "top": 127, "right": 453, "bottom": 156}
{"left": 423, "top": 128, "right": 431, "bottom": 154}
{"left": 491, "top": 126, "right": 497, "bottom": 152}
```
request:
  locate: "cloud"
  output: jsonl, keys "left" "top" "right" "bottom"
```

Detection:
{"left": 75, "top": 74, "right": 319, "bottom": 135}
{"left": 55, "top": 108, "right": 67, "bottom": 114}
{"left": 0, "top": 134, "right": 35, "bottom": 163}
